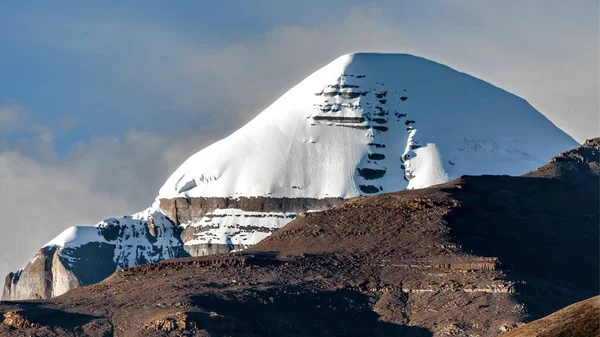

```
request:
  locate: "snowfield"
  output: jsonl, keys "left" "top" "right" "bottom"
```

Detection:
{"left": 160, "top": 53, "right": 576, "bottom": 200}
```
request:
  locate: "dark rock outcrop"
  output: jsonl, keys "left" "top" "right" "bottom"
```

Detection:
{"left": 159, "top": 196, "right": 345, "bottom": 227}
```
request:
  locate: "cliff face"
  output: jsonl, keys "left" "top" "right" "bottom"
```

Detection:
{"left": 2, "top": 53, "right": 579, "bottom": 301}
{"left": 159, "top": 197, "right": 346, "bottom": 226}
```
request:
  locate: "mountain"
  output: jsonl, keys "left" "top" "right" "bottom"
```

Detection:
{"left": 501, "top": 296, "right": 599, "bottom": 337}
{"left": 2, "top": 53, "right": 578, "bottom": 301}
{"left": 0, "top": 139, "right": 596, "bottom": 336}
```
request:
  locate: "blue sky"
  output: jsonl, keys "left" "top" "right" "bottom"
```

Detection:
{"left": 0, "top": 1, "right": 598, "bottom": 276}
{"left": 0, "top": 1, "right": 451, "bottom": 154}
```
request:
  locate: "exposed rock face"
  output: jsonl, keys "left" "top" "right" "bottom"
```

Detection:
{"left": 3, "top": 245, "right": 83, "bottom": 300}
{"left": 0, "top": 139, "right": 596, "bottom": 336}
{"left": 143, "top": 312, "right": 198, "bottom": 332}
{"left": 2, "top": 53, "right": 579, "bottom": 301}
{"left": 160, "top": 197, "right": 346, "bottom": 226}
{"left": 4, "top": 246, "right": 61, "bottom": 300}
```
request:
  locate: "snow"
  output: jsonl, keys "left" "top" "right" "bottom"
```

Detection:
{"left": 158, "top": 53, "right": 577, "bottom": 201}
{"left": 43, "top": 206, "right": 183, "bottom": 270}
{"left": 405, "top": 143, "right": 449, "bottom": 189}
{"left": 44, "top": 226, "right": 107, "bottom": 248}
{"left": 105, "top": 210, "right": 183, "bottom": 269}
{"left": 183, "top": 209, "right": 296, "bottom": 249}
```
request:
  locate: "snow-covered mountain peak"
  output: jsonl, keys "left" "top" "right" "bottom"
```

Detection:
{"left": 158, "top": 52, "right": 577, "bottom": 201}
{"left": 3, "top": 53, "right": 578, "bottom": 301}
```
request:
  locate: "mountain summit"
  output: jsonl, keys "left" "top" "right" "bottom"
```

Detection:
{"left": 160, "top": 53, "right": 576, "bottom": 199}
{"left": 3, "top": 53, "right": 578, "bottom": 300}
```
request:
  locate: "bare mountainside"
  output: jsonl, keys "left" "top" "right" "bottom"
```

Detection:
{"left": 0, "top": 139, "right": 597, "bottom": 337}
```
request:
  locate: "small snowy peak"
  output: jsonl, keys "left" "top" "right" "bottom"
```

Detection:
{"left": 43, "top": 207, "right": 184, "bottom": 270}
{"left": 43, "top": 226, "right": 105, "bottom": 248}
{"left": 159, "top": 53, "right": 577, "bottom": 200}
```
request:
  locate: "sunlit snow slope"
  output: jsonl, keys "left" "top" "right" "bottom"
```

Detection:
{"left": 160, "top": 53, "right": 577, "bottom": 199}
{"left": 3, "top": 53, "right": 578, "bottom": 300}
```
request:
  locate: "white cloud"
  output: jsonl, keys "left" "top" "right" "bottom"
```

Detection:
{"left": 0, "top": 150, "right": 132, "bottom": 276}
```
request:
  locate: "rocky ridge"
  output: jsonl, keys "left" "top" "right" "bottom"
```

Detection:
{"left": 501, "top": 296, "right": 599, "bottom": 337}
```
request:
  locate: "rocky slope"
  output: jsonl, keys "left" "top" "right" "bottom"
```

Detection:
{"left": 3, "top": 53, "right": 577, "bottom": 300}
{"left": 0, "top": 139, "right": 596, "bottom": 336}
{"left": 501, "top": 296, "right": 599, "bottom": 337}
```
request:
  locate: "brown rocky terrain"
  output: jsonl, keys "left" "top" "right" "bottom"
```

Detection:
{"left": 501, "top": 296, "right": 599, "bottom": 337}
{"left": 0, "top": 138, "right": 597, "bottom": 336}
